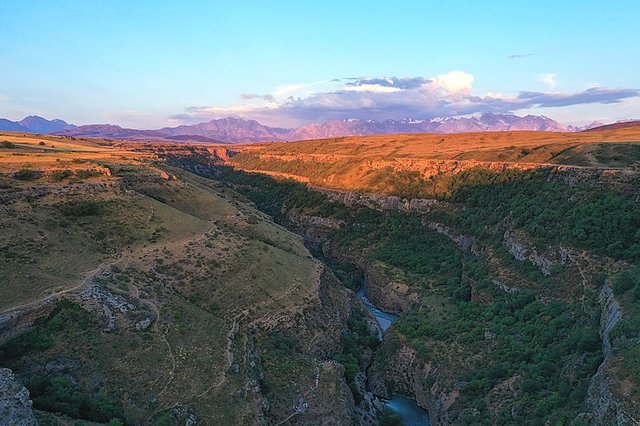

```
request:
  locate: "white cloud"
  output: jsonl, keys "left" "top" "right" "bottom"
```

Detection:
{"left": 170, "top": 73, "right": 640, "bottom": 127}
{"left": 431, "top": 71, "right": 474, "bottom": 95}
{"left": 273, "top": 80, "right": 333, "bottom": 100}
{"left": 540, "top": 73, "right": 558, "bottom": 90}
{"left": 342, "top": 84, "right": 403, "bottom": 93}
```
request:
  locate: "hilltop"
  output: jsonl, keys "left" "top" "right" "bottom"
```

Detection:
{"left": 226, "top": 124, "right": 640, "bottom": 194}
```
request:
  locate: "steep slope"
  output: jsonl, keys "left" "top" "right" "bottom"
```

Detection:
{"left": 0, "top": 134, "right": 363, "bottom": 425}
{"left": 585, "top": 120, "right": 640, "bottom": 132}
{"left": 195, "top": 158, "right": 640, "bottom": 425}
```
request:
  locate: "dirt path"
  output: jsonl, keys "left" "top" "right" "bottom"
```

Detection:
{"left": 0, "top": 260, "right": 115, "bottom": 317}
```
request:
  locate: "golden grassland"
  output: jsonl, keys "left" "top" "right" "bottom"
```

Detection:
{"left": 227, "top": 126, "right": 640, "bottom": 193}
{"left": 234, "top": 126, "right": 640, "bottom": 161}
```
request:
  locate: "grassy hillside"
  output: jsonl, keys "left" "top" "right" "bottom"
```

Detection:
{"left": 0, "top": 133, "right": 357, "bottom": 424}
{"left": 227, "top": 125, "right": 640, "bottom": 195}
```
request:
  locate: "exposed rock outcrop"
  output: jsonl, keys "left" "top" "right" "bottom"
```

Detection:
{"left": 271, "top": 268, "right": 354, "bottom": 359}
{"left": 0, "top": 368, "right": 38, "bottom": 426}
{"left": 0, "top": 302, "right": 58, "bottom": 346}
{"left": 312, "top": 186, "right": 450, "bottom": 213}
{"left": 549, "top": 166, "right": 640, "bottom": 193}
{"left": 369, "top": 332, "right": 457, "bottom": 426}
{"left": 583, "top": 285, "right": 639, "bottom": 425}
{"left": 427, "top": 222, "right": 479, "bottom": 255}
{"left": 503, "top": 229, "right": 567, "bottom": 276}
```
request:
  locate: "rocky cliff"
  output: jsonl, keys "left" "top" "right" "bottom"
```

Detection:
{"left": 584, "top": 286, "right": 639, "bottom": 425}
{"left": 0, "top": 368, "right": 38, "bottom": 425}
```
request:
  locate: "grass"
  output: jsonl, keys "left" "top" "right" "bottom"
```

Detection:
{"left": 227, "top": 125, "right": 640, "bottom": 194}
{"left": 1, "top": 148, "right": 331, "bottom": 423}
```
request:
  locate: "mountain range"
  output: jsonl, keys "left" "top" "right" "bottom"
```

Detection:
{"left": 0, "top": 113, "right": 607, "bottom": 143}
{"left": 0, "top": 115, "right": 77, "bottom": 133}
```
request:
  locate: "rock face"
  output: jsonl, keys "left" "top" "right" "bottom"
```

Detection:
{"left": 503, "top": 229, "right": 567, "bottom": 276}
{"left": 549, "top": 166, "right": 640, "bottom": 194}
{"left": 0, "top": 300, "right": 60, "bottom": 345}
{"left": 369, "top": 332, "right": 459, "bottom": 426}
{"left": 276, "top": 268, "right": 354, "bottom": 359}
{"left": 427, "top": 222, "right": 479, "bottom": 255}
{"left": 0, "top": 368, "right": 38, "bottom": 426}
{"left": 288, "top": 362, "right": 355, "bottom": 425}
{"left": 584, "top": 285, "right": 639, "bottom": 425}
{"left": 313, "top": 186, "right": 450, "bottom": 213}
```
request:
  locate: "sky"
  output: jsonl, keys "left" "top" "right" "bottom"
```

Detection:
{"left": 1, "top": 0, "right": 639, "bottom": 128}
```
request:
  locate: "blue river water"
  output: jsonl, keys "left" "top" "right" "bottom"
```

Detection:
{"left": 356, "top": 283, "right": 430, "bottom": 425}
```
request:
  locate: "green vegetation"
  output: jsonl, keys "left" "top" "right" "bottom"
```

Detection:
{"left": 1, "top": 302, "right": 125, "bottom": 423}
{"left": 28, "top": 377, "right": 123, "bottom": 423}
{"left": 440, "top": 169, "right": 640, "bottom": 261}
{"left": 204, "top": 166, "right": 629, "bottom": 425}
{"left": 14, "top": 168, "right": 40, "bottom": 181}
{"left": 610, "top": 266, "right": 640, "bottom": 341}
{"left": 379, "top": 408, "right": 403, "bottom": 426}
{"left": 1, "top": 140, "right": 15, "bottom": 148}
{"left": 333, "top": 308, "right": 379, "bottom": 403}
{"left": 75, "top": 169, "right": 102, "bottom": 179}
{"left": 51, "top": 169, "right": 74, "bottom": 181}
{"left": 59, "top": 200, "right": 103, "bottom": 217}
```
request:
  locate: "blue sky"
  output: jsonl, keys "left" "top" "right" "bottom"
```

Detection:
{"left": 1, "top": 0, "right": 639, "bottom": 128}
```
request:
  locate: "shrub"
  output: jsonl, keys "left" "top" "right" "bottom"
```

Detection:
{"left": 60, "top": 200, "right": 102, "bottom": 217}
{"left": 1, "top": 140, "right": 15, "bottom": 148}
{"left": 75, "top": 169, "right": 102, "bottom": 179}
{"left": 380, "top": 408, "right": 403, "bottom": 426}
{"left": 51, "top": 169, "right": 74, "bottom": 181}
{"left": 265, "top": 332, "right": 298, "bottom": 357}
{"left": 614, "top": 271, "right": 636, "bottom": 295}
{"left": 14, "top": 169, "right": 39, "bottom": 181}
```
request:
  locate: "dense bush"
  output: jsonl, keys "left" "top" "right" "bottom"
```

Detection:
{"left": 60, "top": 200, "right": 103, "bottom": 217}
{"left": 51, "top": 169, "right": 74, "bottom": 181}
{"left": 445, "top": 171, "right": 640, "bottom": 261}
{"left": 265, "top": 331, "right": 298, "bottom": 357}
{"left": 29, "top": 377, "right": 123, "bottom": 423}
{"left": 14, "top": 169, "right": 40, "bottom": 181}
{"left": 614, "top": 270, "right": 637, "bottom": 294}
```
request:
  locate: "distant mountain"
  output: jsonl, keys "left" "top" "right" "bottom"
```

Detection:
{"left": 3, "top": 113, "right": 604, "bottom": 143}
{"left": 18, "top": 116, "right": 76, "bottom": 133}
{"left": 584, "top": 120, "right": 640, "bottom": 132}
{"left": 0, "top": 115, "right": 75, "bottom": 133}
{"left": 164, "top": 134, "right": 225, "bottom": 143}
{"left": 157, "top": 117, "right": 290, "bottom": 143}
{"left": 0, "top": 119, "right": 29, "bottom": 132}
{"left": 289, "top": 113, "right": 567, "bottom": 140}
{"left": 56, "top": 124, "right": 166, "bottom": 140}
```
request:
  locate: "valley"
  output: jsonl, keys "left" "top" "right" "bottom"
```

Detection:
{"left": 0, "top": 126, "right": 639, "bottom": 425}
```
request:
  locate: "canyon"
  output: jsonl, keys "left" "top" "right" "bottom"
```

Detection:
{"left": 0, "top": 127, "right": 639, "bottom": 425}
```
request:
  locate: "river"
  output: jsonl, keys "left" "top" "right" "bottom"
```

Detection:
{"left": 356, "top": 283, "right": 430, "bottom": 425}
